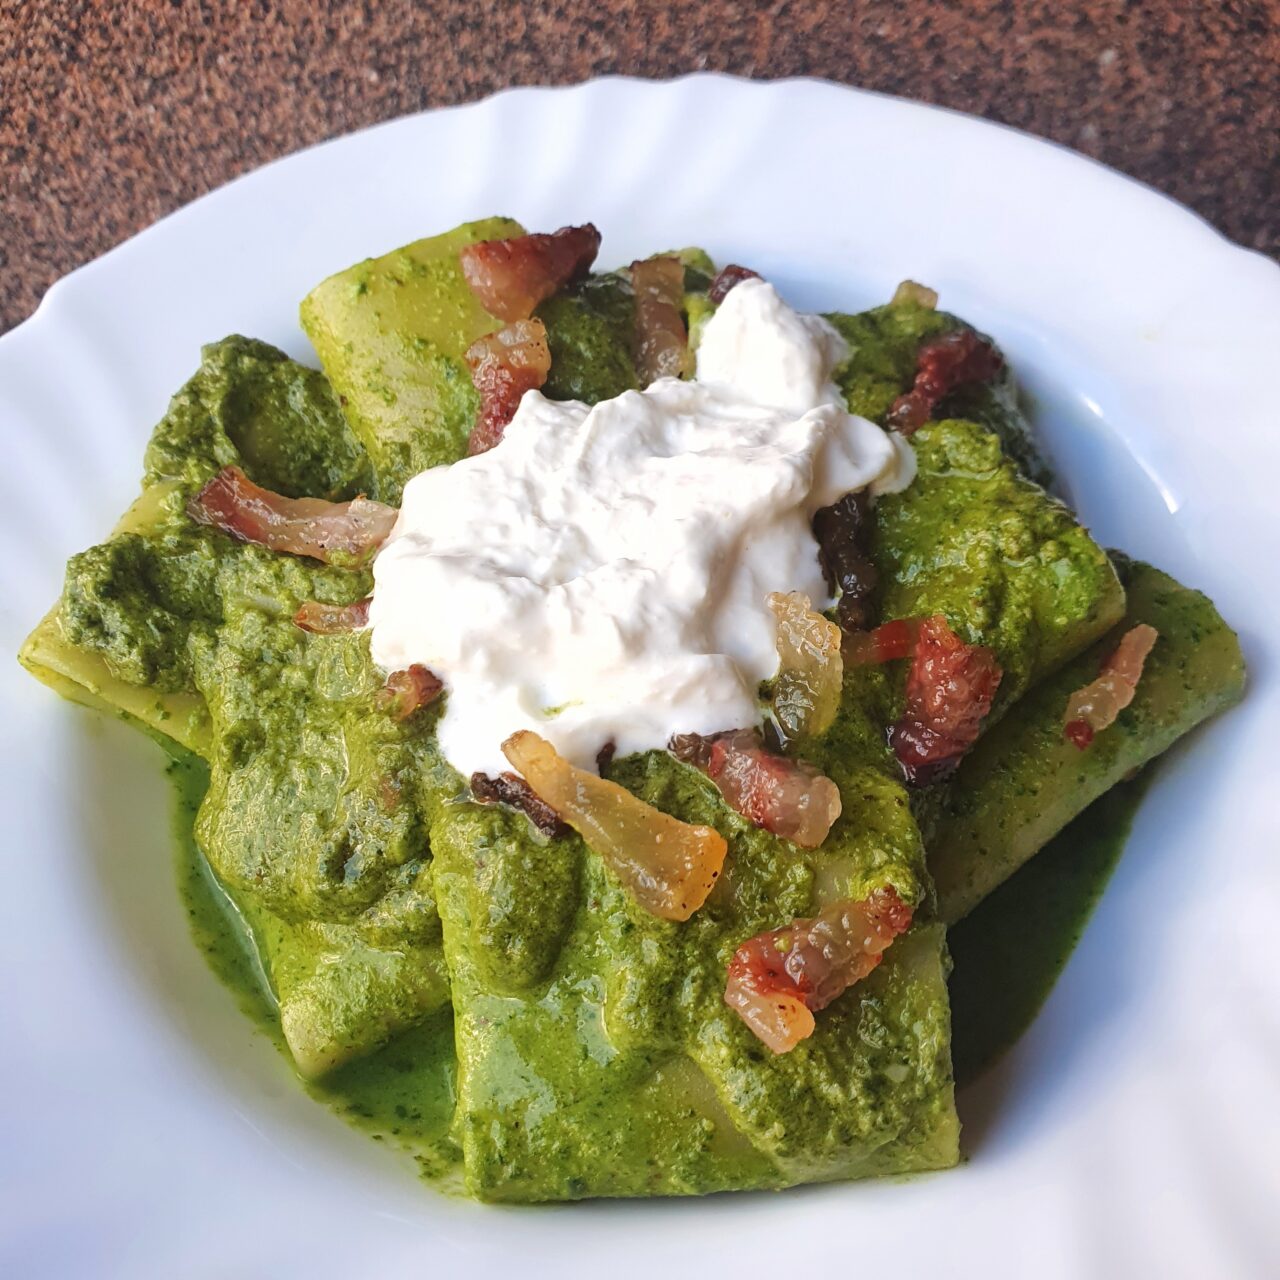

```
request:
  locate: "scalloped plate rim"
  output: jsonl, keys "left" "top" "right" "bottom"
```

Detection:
{"left": 2, "top": 73, "right": 1279, "bottom": 1280}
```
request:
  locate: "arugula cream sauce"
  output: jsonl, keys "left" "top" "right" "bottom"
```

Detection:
{"left": 172, "top": 745, "right": 1151, "bottom": 1168}
{"left": 152, "top": 295, "right": 1133, "bottom": 1182}
{"left": 24, "top": 238, "right": 1242, "bottom": 1199}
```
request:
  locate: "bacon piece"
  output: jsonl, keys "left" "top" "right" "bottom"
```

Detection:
{"left": 842, "top": 618, "right": 920, "bottom": 666}
{"left": 725, "top": 887, "right": 913, "bottom": 1053}
{"left": 376, "top": 664, "right": 443, "bottom": 721}
{"left": 378, "top": 774, "right": 403, "bottom": 812}
{"left": 889, "top": 615, "right": 1002, "bottom": 784}
{"left": 1064, "top": 624, "right": 1159, "bottom": 749}
{"left": 471, "top": 771, "right": 568, "bottom": 837}
{"left": 768, "top": 591, "right": 842, "bottom": 740}
{"left": 459, "top": 223, "right": 602, "bottom": 322}
{"left": 464, "top": 318, "right": 552, "bottom": 455}
{"left": 631, "top": 255, "right": 692, "bottom": 384}
{"left": 890, "top": 279, "right": 938, "bottom": 309}
{"left": 670, "top": 728, "right": 841, "bottom": 850}
{"left": 188, "top": 466, "right": 396, "bottom": 566}
{"left": 708, "top": 263, "right": 761, "bottom": 304}
{"left": 887, "top": 328, "right": 1004, "bottom": 435}
{"left": 293, "top": 596, "right": 371, "bottom": 634}
{"left": 503, "top": 730, "right": 726, "bottom": 921}
{"left": 812, "top": 490, "right": 878, "bottom": 634}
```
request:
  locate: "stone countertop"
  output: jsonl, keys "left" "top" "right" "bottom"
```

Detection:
{"left": 2, "top": 1, "right": 1276, "bottom": 333}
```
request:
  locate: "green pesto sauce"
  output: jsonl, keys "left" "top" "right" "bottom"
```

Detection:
{"left": 825, "top": 302, "right": 1051, "bottom": 485}
{"left": 537, "top": 271, "right": 639, "bottom": 403}
{"left": 100, "top": 286, "right": 1113, "bottom": 1200}
{"left": 173, "top": 729, "right": 1150, "bottom": 1184}
{"left": 144, "top": 335, "right": 374, "bottom": 501}
{"left": 415, "top": 720, "right": 956, "bottom": 1199}
{"left": 948, "top": 771, "right": 1152, "bottom": 1087}
{"left": 168, "top": 751, "right": 463, "bottom": 1184}
{"left": 871, "top": 418, "right": 1124, "bottom": 719}
{"left": 30, "top": 249, "right": 1241, "bottom": 1203}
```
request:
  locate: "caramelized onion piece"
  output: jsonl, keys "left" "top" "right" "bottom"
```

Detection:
{"left": 707, "top": 263, "right": 761, "bottom": 305}
{"left": 1064, "top": 624, "right": 1159, "bottom": 749}
{"left": 471, "top": 771, "right": 568, "bottom": 837}
{"left": 631, "top": 255, "right": 692, "bottom": 383}
{"left": 503, "top": 730, "right": 726, "bottom": 921}
{"left": 812, "top": 490, "right": 878, "bottom": 634}
{"left": 890, "top": 279, "right": 938, "bottom": 309}
{"left": 725, "top": 887, "right": 913, "bottom": 1053}
{"left": 377, "top": 664, "right": 443, "bottom": 721}
{"left": 189, "top": 466, "right": 396, "bottom": 566}
{"left": 459, "top": 223, "right": 602, "bottom": 322}
{"left": 841, "top": 618, "right": 920, "bottom": 665}
{"left": 465, "top": 318, "right": 552, "bottom": 455}
{"left": 293, "top": 596, "right": 371, "bottom": 634}
{"left": 768, "top": 591, "right": 842, "bottom": 740}
{"left": 889, "top": 615, "right": 1001, "bottom": 785}
{"left": 887, "top": 328, "right": 1004, "bottom": 435}
{"left": 670, "top": 728, "right": 841, "bottom": 850}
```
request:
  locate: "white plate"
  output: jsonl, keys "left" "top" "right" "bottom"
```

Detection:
{"left": 2, "top": 75, "right": 1278, "bottom": 1280}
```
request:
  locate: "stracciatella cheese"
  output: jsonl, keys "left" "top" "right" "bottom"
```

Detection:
{"left": 369, "top": 278, "right": 914, "bottom": 777}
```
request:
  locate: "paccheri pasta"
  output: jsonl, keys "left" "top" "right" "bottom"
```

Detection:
{"left": 20, "top": 220, "right": 1246, "bottom": 1202}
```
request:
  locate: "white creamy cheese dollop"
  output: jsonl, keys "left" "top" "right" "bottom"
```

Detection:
{"left": 368, "top": 278, "right": 915, "bottom": 777}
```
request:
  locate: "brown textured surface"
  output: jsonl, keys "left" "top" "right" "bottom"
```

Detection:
{"left": 2, "top": 1, "right": 1277, "bottom": 335}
